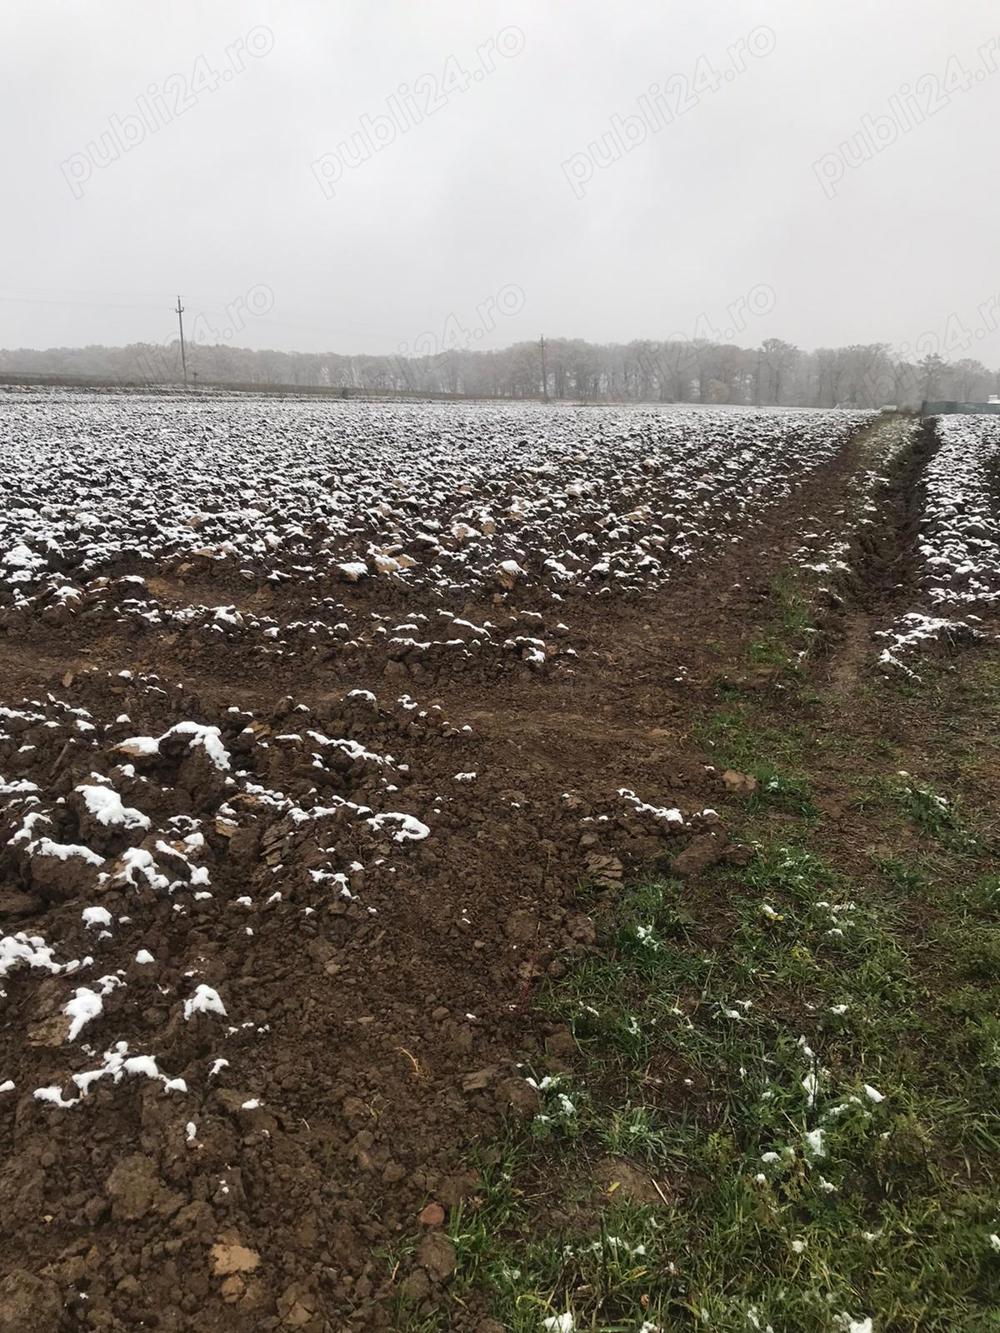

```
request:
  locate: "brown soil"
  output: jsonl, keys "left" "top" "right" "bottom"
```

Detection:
{"left": 0, "top": 420, "right": 955, "bottom": 1332}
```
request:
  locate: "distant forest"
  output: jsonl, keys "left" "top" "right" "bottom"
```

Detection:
{"left": 2, "top": 336, "right": 997, "bottom": 408}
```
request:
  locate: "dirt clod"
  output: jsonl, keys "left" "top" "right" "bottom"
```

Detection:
{"left": 0, "top": 1269, "right": 62, "bottom": 1333}
{"left": 672, "top": 831, "right": 727, "bottom": 878}
{"left": 417, "top": 1231, "right": 457, "bottom": 1282}
{"left": 104, "top": 1155, "right": 163, "bottom": 1222}
{"left": 210, "top": 1238, "right": 262, "bottom": 1277}
{"left": 418, "top": 1202, "right": 446, "bottom": 1227}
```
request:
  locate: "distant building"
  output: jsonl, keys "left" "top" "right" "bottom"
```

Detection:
{"left": 921, "top": 399, "right": 1000, "bottom": 415}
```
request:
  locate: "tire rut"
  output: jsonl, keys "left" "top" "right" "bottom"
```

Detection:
{"left": 826, "top": 415, "right": 937, "bottom": 699}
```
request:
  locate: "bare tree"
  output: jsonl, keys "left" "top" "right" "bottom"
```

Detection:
{"left": 761, "top": 338, "right": 800, "bottom": 405}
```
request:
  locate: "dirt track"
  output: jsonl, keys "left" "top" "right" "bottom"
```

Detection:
{"left": 0, "top": 405, "right": 965, "bottom": 1330}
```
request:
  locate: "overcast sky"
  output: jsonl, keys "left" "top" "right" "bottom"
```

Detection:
{"left": 4, "top": 0, "right": 998, "bottom": 361}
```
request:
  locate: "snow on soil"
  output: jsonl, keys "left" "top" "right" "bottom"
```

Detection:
{"left": 1, "top": 395, "right": 864, "bottom": 630}
{"left": 76, "top": 781, "right": 150, "bottom": 830}
{"left": 879, "top": 414, "right": 1000, "bottom": 671}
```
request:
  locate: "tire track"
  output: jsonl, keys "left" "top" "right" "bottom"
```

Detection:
{"left": 825, "top": 416, "right": 936, "bottom": 698}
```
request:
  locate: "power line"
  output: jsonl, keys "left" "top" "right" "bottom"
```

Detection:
{"left": 0, "top": 293, "right": 168, "bottom": 312}
{"left": 0, "top": 290, "right": 390, "bottom": 334}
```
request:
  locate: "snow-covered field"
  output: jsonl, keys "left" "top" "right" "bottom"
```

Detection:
{"left": 1, "top": 393, "right": 866, "bottom": 604}
{"left": 920, "top": 415, "right": 1000, "bottom": 611}
{"left": 878, "top": 414, "right": 1000, "bottom": 671}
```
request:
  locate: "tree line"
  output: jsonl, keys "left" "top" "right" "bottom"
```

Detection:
{"left": 2, "top": 337, "right": 997, "bottom": 408}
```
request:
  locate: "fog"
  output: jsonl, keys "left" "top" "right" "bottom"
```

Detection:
{"left": 3, "top": 0, "right": 998, "bottom": 361}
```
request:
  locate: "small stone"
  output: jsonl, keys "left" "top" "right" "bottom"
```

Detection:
{"left": 495, "top": 561, "right": 524, "bottom": 591}
{"left": 277, "top": 1282, "right": 317, "bottom": 1327}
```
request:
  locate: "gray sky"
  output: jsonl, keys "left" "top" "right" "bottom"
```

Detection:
{"left": 4, "top": 0, "right": 999, "bottom": 360}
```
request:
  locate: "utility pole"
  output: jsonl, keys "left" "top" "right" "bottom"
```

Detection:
{"left": 540, "top": 334, "right": 549, "bottom": 402}
{"left": 755, "top": 346, "right": 762, "bottom": 407}
{"left": 174, "top": 295, "right": 188, "bottom": 387}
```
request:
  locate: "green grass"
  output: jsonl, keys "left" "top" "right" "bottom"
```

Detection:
{"left": 410, "top": 831, "right": 1000, "bottom": 1331}
{"left": 853, "top": 772, "right": 980, "bottom": 855}
{"left": 893, "top": 773, "right": 974, "bottom": 845}
{"left": 746, "top": 574, "right": 817, "bottom": 671}
{"left": 393, "top": 573, "right": 1000, "bottom": 1332}
{"left": 696, "top": 703, "right": 817, "bottom": 817}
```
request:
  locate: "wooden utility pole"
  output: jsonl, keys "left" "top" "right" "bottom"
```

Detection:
{"left": 540, "top": 334, "right": 548, "bottom": 401}
{"left": 175, "top": 295, "right": 188, "bottom": 387}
